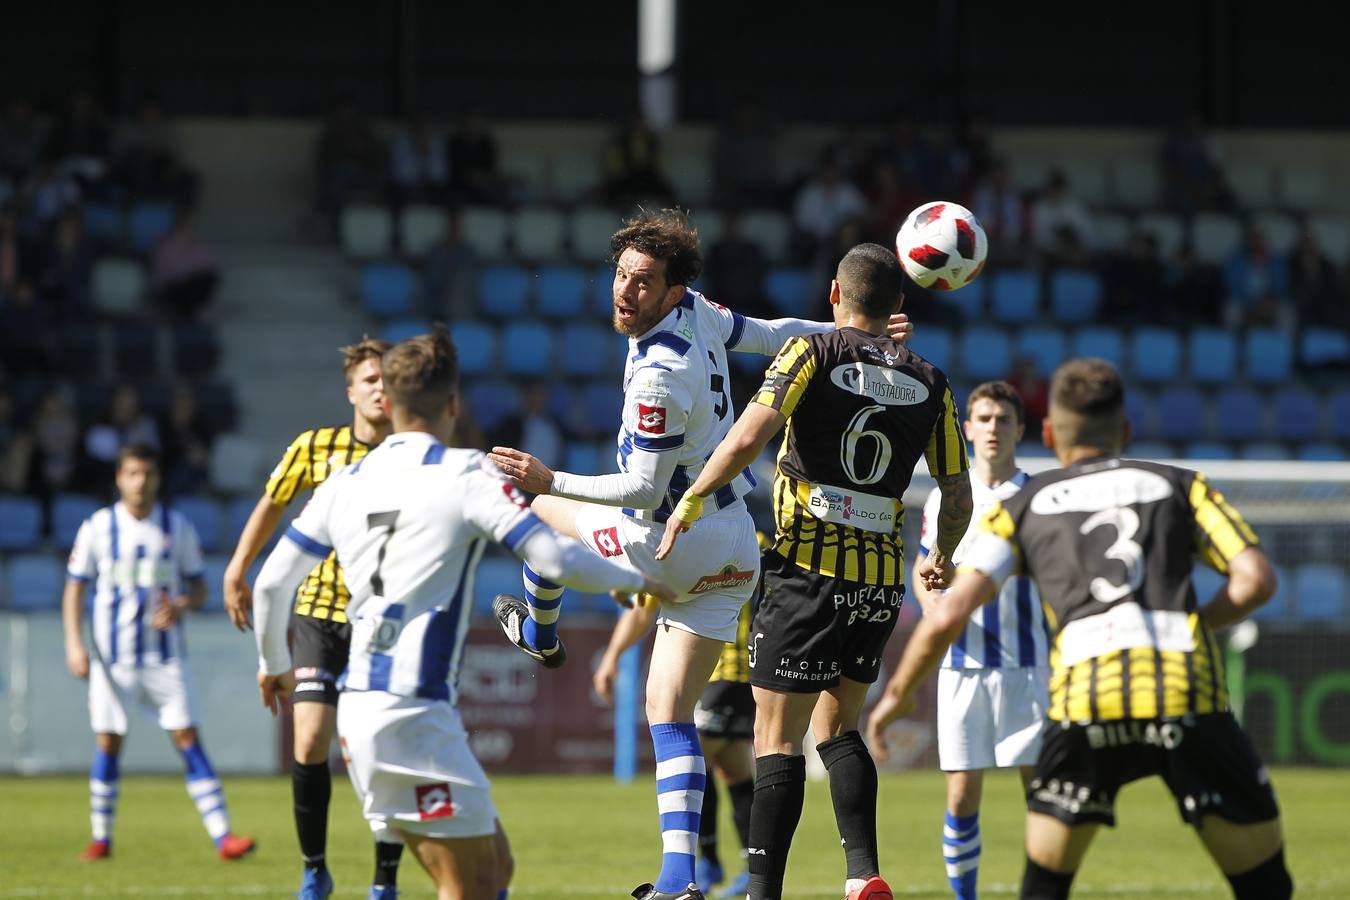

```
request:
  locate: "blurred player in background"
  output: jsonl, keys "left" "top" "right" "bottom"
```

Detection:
{"left": 62, "top": 444, "right": 256, "bottom": 862}
{"left": 867, "top": 381, "right": 1048, "bottom": 900}
{"left": 871, "top": 358, "right": 1291, "bottom": 900}
{"left": 658, "top": 243, "right": 972, "bottom": 900}
{"left": 221, "top": 338, "right": 406, "bottom": 900}
{"left": 250, "top": 328, "right": 674, "bottom": 900}
{"left": 489, "top": 209, "right": 910, "bottom": 900}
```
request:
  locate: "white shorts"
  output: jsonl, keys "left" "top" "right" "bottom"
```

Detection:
{"left": 337, "top": 690, "right": 497, "bottom": 839}
{"left": 573, "top": 503, "right": 759, "bottom": 642}
{"left": 936, "top": 666, "right": 1049, "bottom": 772}
{"left": 88, "top": 657, "right": 197, "bottom": 735}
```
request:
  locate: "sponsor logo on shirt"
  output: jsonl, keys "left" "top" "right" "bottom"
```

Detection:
{"left": 637, "top": 404, "right": 667, "bottom": 434}
{"left": 415, "top": 782, "right": 455, "bottom": 820}
{"left": 806, "top": 483, "right": 898, "bottom": 533}
{"left": 829, "top": 363, "right": 929, "bottom": 406}
{"left": 593, "top": 526, "right": 623, "bottom": 557}
{"left": 689, "top": 565, "right": 755, "bottom": 594}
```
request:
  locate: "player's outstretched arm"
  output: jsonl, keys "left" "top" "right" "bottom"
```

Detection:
{"left": 1199, "top": 547, "right": 1279, "bottom": 628}
{"left": 61, "top": 578, "right": 90, "bottom": 680}
{"left": 251, "top": 535, "right": 327, "bottom": 714}
{"left": 223, "top": 496, "right": 288, "bottom": 631}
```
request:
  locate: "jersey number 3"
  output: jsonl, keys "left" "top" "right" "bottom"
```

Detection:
{"left": 1079, "top": 506, "right": 1144, "bottom": 603}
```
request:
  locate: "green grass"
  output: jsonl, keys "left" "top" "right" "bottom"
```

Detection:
{"left": 1, "top": 768, "right": 1343, "bottom": 897}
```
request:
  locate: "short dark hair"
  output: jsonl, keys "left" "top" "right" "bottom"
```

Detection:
{"left": 1049, "top": 357, "right": 1126, "bottom": 447}
{"left": 381, "top": 324, "right": 458, "bottom": 421}
{"left": 610, "top": 208, "right": 703, "bottom": 288}
{"left": 340, "top": 336, "right": 392, "bottom": 382}
{"left": 117, "top": 443, "right": 159, "bottom": 470}
{"left": 967, "top": 380, "right": 1025, "bottom": 426}
{"left": 835, "top": 243, "right": 905, "bottom": 318}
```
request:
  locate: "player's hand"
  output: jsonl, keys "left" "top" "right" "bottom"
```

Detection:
{"left": 918, "top": 551, "right": 953, "bottom": 591}
{"left": 865, "top": 689, "right": 917, "bottom": 764}
{"left": 656, "top": 489, "right": 704, "bottom": 561}
{"left": 655, "top": 515, "right": 691, "bottom": 561}
{"left": 151, "top": 594, "right": 188, "bottom": 631}
{"left": 223, "top": 566, "right": 253, "bottom": 631}
{"left": 886, "top": 312, "right": 914, "bottom": 344}
{"left": 66, "top": 640, "right": 90, "bottom": 680}
{"left": 488, "top": 446, "right": 555, "bottom": 495}
{"left": 593, "top": 656, "right": 619, "bottom": 704}
{"left": 640, "top": 575, "right": 676, "bottom": 605}
{"left": 257, "top": 671, "right": 295, "bottom": 717}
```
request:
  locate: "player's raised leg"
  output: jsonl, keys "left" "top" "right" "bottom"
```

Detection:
{"left": 493, "top": 495, "right": 583, "bottom": 667}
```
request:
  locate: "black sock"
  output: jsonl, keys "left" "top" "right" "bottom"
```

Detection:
{"left": 292, "top": 760, "right": 331, "bottom": 870}
{"left": 373, "top": 840, "right": 404, "bottom": 887}
{"left": 747, "top": 754, "right": 806, "bottom": 900}
{"left": 817, "top": 731, "right": 879, "bottom": 879}
{"left": 1227, "top": 846, "right": 1292, "bottom": 900}
{"left": 728, "top": 777, "right": 755, "bottom": 854}
{"left": 1021, "top": 857, "right": 1076, "bottom": 900}
{"left": 699, "top": 776, "right": 721, "bottom": 866}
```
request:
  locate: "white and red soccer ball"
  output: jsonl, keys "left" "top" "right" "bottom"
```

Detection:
{"left": 895, "top": 201, "right": 988, "bottom": 291}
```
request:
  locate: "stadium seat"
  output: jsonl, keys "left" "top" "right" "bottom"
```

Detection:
{"left": 4, "top": 554, "right": 65, "bottom": 611}
{"left": 956, "top": 327, "right": 1012, "bottom": 381}
{"left": 83, "top": 201, "right": 125, "bottom": 247}
{"left": 499, "top": 322, "right": 554, "bottom": 375}
{"left": 208, "top": 433, "right": 266, "bottom": 495}
{"left": 1190, "top": 566, "right": 1227, "bottom": 611}
{"left": 198, "top": 555, "right": 230, "bottom": 610}
{"left": 464, "top": 380, "right": 521, "bottom": 432}
{"left": 1228, "top": 160, "right": 1276, "bottom": 210}
{"left": 580, "top": 382, "right": 625, "bottom": 436}
{"left": 1250, "top": 565, "right": 1293, "bottom": 621}
{"left": 112, "top": 320, "right": 160, "bottom": 378}
{"left": 534, "top": 266, "right": 588, "bottom": 318}
{"left": 474, "top": 554, "right": 526, "bottom": 618}
{"left": 1330, "top": 390, "right": 1350, "bottom": 441}
{"left": 1253, "top": 211, "right": 1298, "bottom": 256}
{"left": 171, "top": 320, "right": 221, "bottom": 378}
{"left": 1182, "top": 442, "right": 1235, "bottom": 460}
{"left": 1238, "top": 442, "right": 1289, "bottom": 460}
{"left": 1299, "top": 327, "right": 1350, "bottom": 368}
{"left": 1047, "top": 269, "right": 1103, "bottom": 323}
{"left": 173, "top": 495, "right": 225, "bottom": 553}
{"left": 571, "top": 208, "right": 624, "bottom": 261}
{"left": 1308, "top": 213, "right": 1350, "bottom": 266}
{"left": 512, "top": 208, "right": 568, "bottom": 260}
{"left": 51, "top": 321, "right": 102, "bottom": 378}
{"left": 936, "top": 279, "right": 985, "bottom": 322}
{"left": 360, "top": 263, "right": 416, "bottom": 318}
{"left": 1156, "top": 387, "right": 1207, "bottom": 442}
{"left": 667, "top": 150, "right": 713, "bottom": 207}
{"left": 451, "top": 320, "right": 499, "bottom": 377}
{"left": 1124, "top": 388, "right": 1152, "bottom": 438}
{"left": 1127, "top": 328, "right": 1182, "bottom": 383}
{"left": 1012, "top": 327, "right": 1067, "bottom": 377}
{"left": 914, "top": 326, "right": 954, "bottom": 374}
{"left": 1297, "top": 442, "right": 1344, "bottom": 461}
{"left": 1123, "top": 440, "right": 1174, "bottom": 460}
{"left": 381, "top": 316, "right": 432, "bottom": 344}
{"left": 475, "top": 265, "right": 531, "bottom": 317}
{"left": 558, "top": 322, "right": 621, "bottom": 377}
{"left": 988, "top": 269, "right": 1040, "bottom": 323}
{"left": 1134, "top": 212, "right": 1186, "bottom": 258}
{"left": 1111, "top": 158, "right": 1160, "bottom": 209}
{"left": 225, "top": 496, "right": 264, "bottom": 554}
{"left": 1280, "top": 165, "right": 1331, "bottom": 212}
{"left": 1187, "top": 327, "right": 1238, "bottom": 384}
{"left": 51, "top": 493, "right": 101, "bottom": 548}
{"left": 1292, "top": 564, "right": 1348, "bottom": 621}
{"left": 128, "top": 202, "right": 175, "bottom": 254}
{"left": 741, "top": 209, "right": 792, "bottom": 262}
{"left": 1243, "top": 331, "right": 1294, "bottom": 384}
{"left": 398, "top": 204, "right": 447, "bottom": 257}
{"left": 1212, "top": 388, "right": 1265, "bottom": 442}
{"left": 339, "top": 204, "right": 394, "bottom": 258}
{"left": 686, "top": 209, "right": 723, "bottom": 248}
{"left": 590, "top": 265, "right": 616, "bottom": 317}
{"left": 562, "top": 441, "right": 602, "bottom": 476}
{"left": 1089, "top": 210, "right": 1132, "bottom": 254}
{"left": 548, "top": 147, "right": 603, "bottom": 205}
{"left": 1270, "top": 386, "right": 1322, "bottom": 442}
{"left": 763, "top": 266, "right": 813, "bottom": 317}
{"left": 195, "top": 381, "right": 238, "bottom": 433}
{"left": 1069, "top": 327, "right": 1125, "bottom": 370}
{"left": 1190, "top": 212, "right": 1243, "bottom": 266}
{"left": 0, "top": 496, "right": 43, "bottom": 550}
{"left": 91, "top": 257, "right": 147, "bottom": 317}
{"left": 462, "top": 206, "right": 511, "bottom": 260}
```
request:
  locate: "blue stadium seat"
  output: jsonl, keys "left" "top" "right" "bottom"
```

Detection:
{"left": 5, "top": 554, "right": 65, "bottom": 611}
{"left": 936, "top": 280, "right": 984, "bottom": 322}
{"left": 360, "top": 263, "right": 416, "bottom": 318}
{"left": 957, "top": 327, "right": 1011, "bottom": 381}
{"left": 499, "top": 322, "right": 554, "bottom": 376}
{"left": 450, "top": 321, "right": 498, "bottom": 377}
{"left": 0, "top": 496, "right": 43, "bottom": 551}
{"left": 1250, "top": 565, "right": 1292, "bottom": 621}
{"left": 1299, "top": 327, "right": 1350, "bottom": 368}
{"left": 1156, "top": 387, "right": 1207, "bottom": 442}
{"left": 474, "top": 554, "right": 525, "bottom": 618}
{"left": 1297, "top": 442, "right": 1344, "bottom": 461}
{"left": 1128, "top": 328, "right": 1183, "bottom": 383}
{"left": 1013, "top": 327, "right": 1067, "bottom": 377}
{"left": 1331, "top": 390, "right": 1350, "bottom": 441}
{"left": 173, "top": 496, "right": 224, "bottom": 554}
{"left": 1239, "top": 442, "right": 1289, "bottom": 460}
{"left": 563, "top": 441, "right": 602, "bottom": 475}
{"left": 464, "top": 380, "right": 521, "bottom": 432}
{"left": 580, "top": 382, "right": 625, "bottom": 436}
{"left": 1213, "top": 388, "right": 1265, "bottom": 442}
{"left": 1187, "top": 328, "right": 1238, "bottom": 383}
{"left": 1191, "top": 566, "right": 1227, "bottom": 610}
{"left": 1123, "top": 440, "right": 1175, "bottom": 460}
{"left": 988, "top": 269, "right": 1040, "bottom": 323}
{"left": 1048, "top": 269, "right": 1103, "bottom": 323}
{"left": 535, "top": 266, "right": 588, "bottom": 318}
{"left": 1293, "top": 564, "right": 1348, "bottom": 621}
{"left": 558, "top": 322, "right": 620, "bottom": 377}
{"left": 590, "top": 266, "right": 616, "bottom": 317}
{"left": 914, "top": 327, "right": 954, "bottom": 373}
{"left": 764, "top": 267, "right": 813, "bottom": 317}
{"left": 1270, "top": 387, "right": 1322, "bottom": 442}
{"left": 1124, "top": 388, "right": 1153, "bottom": 438}
{"left": 382, "top": 316, "right": 432, "bottom": 344}
{"left": 476, "top": 265, "right": 532, "bottom": 317}
{"left": 198, "top": 555, "right": 229, "bottom": 611}
{"left": 1182, "top": 442, "right": 1235, "bottom": 460}
{"left": 1243, "top": 330, "right": 1294, "bottom": 384}
{"left": 51, "top": 493, "right": 101, "bottom": 549}
{"left": 128, "top": 202, "right": 175, "bottom": 254}
{"left": 1069, "top": 327, "right": 1125, "bottom": 370}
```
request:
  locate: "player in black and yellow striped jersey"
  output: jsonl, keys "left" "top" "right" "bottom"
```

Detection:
{"left": 872, "top": 358, "right": 1291, "bottom": 900}
{"left": 221, "top": 338, "right": 410, "bottom": 900}
{"left": 658, "top": 244, "right": 973, "bottom": 900}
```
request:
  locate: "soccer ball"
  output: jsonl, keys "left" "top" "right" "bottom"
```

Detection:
{"left": 895, "top": 201, "right": 988, "bottom": 291}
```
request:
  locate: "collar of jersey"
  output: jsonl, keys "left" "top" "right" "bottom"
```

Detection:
{"left": 383, "top": 430, "right": 441, "bottom": 448}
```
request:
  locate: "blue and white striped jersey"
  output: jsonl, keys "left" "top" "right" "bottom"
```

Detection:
{"left": 66, "top": 503, "right": 205, "bottom": 666}
{"left": 919, "top": 470, "right": 1049, "bottom": 669}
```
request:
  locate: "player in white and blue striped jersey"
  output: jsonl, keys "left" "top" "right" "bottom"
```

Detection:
{"left": 61, "top": 444, "right": 256, "bottom": 863}
{"left": 870, "top": 381, "right": 1049, "bottom": 900}
{"left": 251, "top": 328, "right": 673, "bottom": 900}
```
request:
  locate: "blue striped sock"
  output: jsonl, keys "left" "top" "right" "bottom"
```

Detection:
{"left": 943, "top": 811, "right": 980, "bottom": 900}
{"left": 180, "top": 741, "right": 231, "bottom": 846}
{"left": 651, "top": 722, "right": 705, "bottom": 893}
{"left": 90, "top": 749, "right": 120, "bottom": 844}
{"left": 521, "top": 563, "right": 563, "bottom": 651}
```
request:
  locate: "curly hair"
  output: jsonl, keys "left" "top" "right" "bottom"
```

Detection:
{"left": 609, "top": 208, "right": 703, "bottom": 287}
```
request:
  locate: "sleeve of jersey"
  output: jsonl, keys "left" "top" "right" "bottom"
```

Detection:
{"left": 923, "top": 385, "right": 970, "bottom": 477}
{"left": 465, "top": 457, "right": 548, "bottom": 551}
{"left": 917, "top": 487, "right": 941, "bottom": 558}
{"left": 66, "top": 519, "right": 97, "bottom": 581}
{"left": 1189, "top": 471, "right": 1260, "bottom": 574}
{"left": 253, "top": 537, "right": 327, "bottom": 675}
{"left": 264, "top": 432, "right": 314, "bottom": 505}
{"left": 956, "top": 502, "right": 1020, "bottom": 584}
{"left": 281, "top": 479, "right": 336, "bottom": 560}
{"left": 724, "top": 309, "right": 832, "bottom": 356}
{"left": 752, "top": 336, "right": 816, "bottom": 419}
{"left": 549, "top": 367, "right": 687, "bottom": 508}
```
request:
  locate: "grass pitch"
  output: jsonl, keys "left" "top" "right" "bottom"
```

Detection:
{"left": 1, "top": 768, "right": 1343, "bottom": 897}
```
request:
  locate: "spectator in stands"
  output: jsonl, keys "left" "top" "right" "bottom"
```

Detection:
{"left": 1165, "top": 240, "right": 1225, "bottom": 324}
{"left": 15, "top": 153, "right": 81, "bottom": 254}
{"left": 968, "top": 157, "right": 1028, "bottom": 268}
{"left": 495, "top": 380, "right": 563, "bottom": 468}
{"left": 0, "top": 384, "right": 30, "bottom": 492}
{"left": 1101, "top": 230, "right": 1168, "bottom": 324}
{"left": 0, "top": 281, "right": 51, "bottom": 376}
{"left": 388, "top": 114, "right": 449, "bottom": 206}
{"left": 876, "top": 110, "right": 946, "bottom": 198}
{"left": 947, "top": 112, "right": 996, "bottom": 197}
{"left": 862, "top": 158, "right": 921, "bottom": 248}
{"left": 26, "top": 383, "right": 80, "bottom": 502}
{"left": 1029, "top": 168, "right": 1092, "bottom": 269}
{"left": 33, "top": 208, "right": 93, "bottom": 318}
{"left": 1160, "top": 111, "right": 1234, "bottom": 214}
{"left": 1223, "top": 223, "right": 1291, "bottom": 330}
{"left": 315, "top": 98, "right": 386, "bottom": 237}
{"left": 160, "top": 383, "right": 213, "bottom": 496}
{"left": 448, "top": 108, "right": 505, "bottom": 205}
{"left": 1005, "top": 354, "right": 1049, "bottom": 438}
{"left": 791, "top": 148, "right": 865, "bottom": 266}
{"left": 81, "top": 383, "right": 161, "bottom": 494}
{"left": 421, "top": 206, "right": 479, "bottom": 321}
{"left": 43, "top": 90, "right": 111, "bottom": 190}
{"left": 150, "top": 204, "right": 220, "bottom": 319}
{"left": 0, "top": 98, "right": 46, "bottom": 183}
{"left": 111, "top": 96, "right": 194, "bottom": 204}
{"left": 702, "top": 208, "right": 773, "bottom": 319}
{"left": 1288, "top": 221, "right": 1346, "bottom": 328}
{"left": 712, "top": 100, "right": 780, "bottom": 208}
{"left": 599, "top": 112, "right": 676, "bottom": 210}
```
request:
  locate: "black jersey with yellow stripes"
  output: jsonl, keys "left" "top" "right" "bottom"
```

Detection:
{"left": 264, "top": 423, "right": 373, "bottom": 622}
{"left": 753, "top": 327, "right": 967, "bottom": 585}
{"left": 976, "top": 457, "right": 1259, "bottom": 722}
{"left": 710, "top": 599, "right": 752, "bottom": 684}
